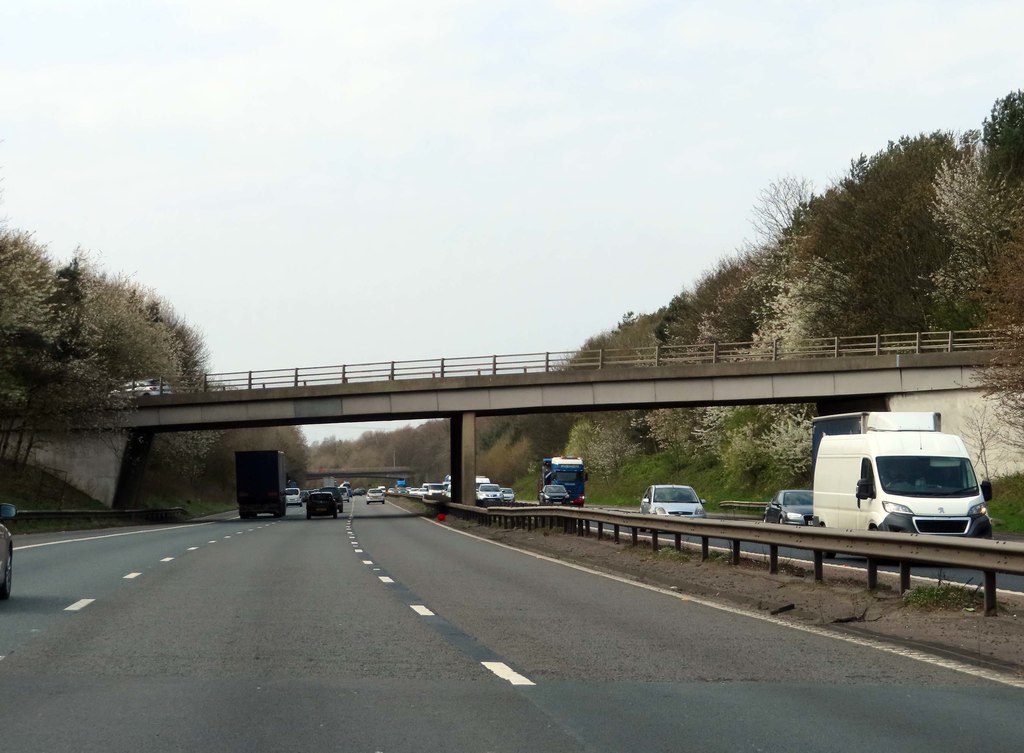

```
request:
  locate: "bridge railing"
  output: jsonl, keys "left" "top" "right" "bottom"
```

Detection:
{"left": 197, "top": 328, "right": 1007, "bottom": 392}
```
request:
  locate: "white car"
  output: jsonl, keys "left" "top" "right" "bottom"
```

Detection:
{"left": 423, "top": 483, "right": 446, "bottom": 497}
{"left": 366, "top": 487, "right": 386, "bottom": 504}
{"left": 476, "top": 483, "right": 504, "bottom": 507}
{"left": 640, "top": 485, "right": 706, "bottom": 517}
{"left": 284, "top": 487, "right": 302, "bottom": 506}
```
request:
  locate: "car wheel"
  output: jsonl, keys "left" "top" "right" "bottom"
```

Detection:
{"left": 333, "top": 510, "right": 338, "bottom": 518}
{"left": 0, "top": 549, "right": 11, "bottom": 600}
{"left": 306, "top": 511, "right": 312, "bottom": 520}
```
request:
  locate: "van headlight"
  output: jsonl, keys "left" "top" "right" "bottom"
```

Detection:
{"left": 968, "top": 502, "right": 988, "bottom": 516}
{"left": 882, "top": 501, "right": 914, "bottom": 515}
{"left": 654, "top": 507, "right": 666, "bottom": 515}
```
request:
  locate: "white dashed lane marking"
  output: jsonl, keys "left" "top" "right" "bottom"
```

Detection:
{"left": 65, "top": 599, "right": 95, "bottom": 611}
{"left": 123, "top": 573, "right": 141, "bottom": 579}
{"left": 410, "top": 605, "right": 434, "bottom": 616}
{"left": 187, "top": 547, "right": 198, "bottom": 551}
{"left": 160, "top": 557, "right": 174, "bottom": 562}
{"left": 378, "top": 576, "right": 395, "bottom": 584}
{"left": 482, "top": 661, "right": 535, "bottom": 686}
{"left": 362, "top": 560, "right": 373, "bottom": 565}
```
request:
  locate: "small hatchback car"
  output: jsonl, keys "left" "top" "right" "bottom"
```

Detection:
{"left": 366, "top": 487, "right": 386, "bottom": 504}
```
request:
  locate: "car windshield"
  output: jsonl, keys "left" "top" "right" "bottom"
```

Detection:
{"left": 653, "top": 487, "right": 698, "bottom": 503}
{"left": 552, "top": 471, "right": 583, "bottom": 482}
{"left": 876, "top": 456, "right": 979, "bottom": 497}
{"left": 480, "top": 484, "right": 500, "bottom": 492}
{"left": 545, "top": 485, "right": 567, "bottom": 494}
{"left": 782, "top": 491, "right": 812, "bottom": 506}
{"left": 285, "top": 488, "right": 300, "bottom": 494}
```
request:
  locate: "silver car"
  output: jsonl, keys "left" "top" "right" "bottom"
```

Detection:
{"left": 1, "top": 503, "right": 16, "bottom": 600}
{"left": 500, "top": 487, "right": 516, "bottom": 503}
{"left": 640, "top": 485, "right": 706, "bottom": 517}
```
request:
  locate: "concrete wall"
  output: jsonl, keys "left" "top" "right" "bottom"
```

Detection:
{"left": 888, "top": 390, "right": 1024, "bottom": 478}
{"left": 26, "top": 432, "right": 127, "bottom": 507}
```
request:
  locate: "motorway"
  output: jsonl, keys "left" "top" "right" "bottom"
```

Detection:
{"left": 1, "top": 498, "right": 1022, "bottom": 752}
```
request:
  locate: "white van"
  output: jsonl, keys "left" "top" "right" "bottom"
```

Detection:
{"left": 813, "top": 431, "right": 992, "bottom": 538}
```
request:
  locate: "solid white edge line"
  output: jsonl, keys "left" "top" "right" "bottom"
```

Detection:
{"left": 410, "top": 604, "right": 435, "bottom": 616}
{"left": 482, "top": 661, "right": 535, "bottom": 686}
{"left": 15, "top": 522, "right": 213, "bottom": 550}
{"left": 424, "top": 517, "right": 1024, "bottom": 689}
{"left": 65, "top": 598, "right": 95, "bottom": 611}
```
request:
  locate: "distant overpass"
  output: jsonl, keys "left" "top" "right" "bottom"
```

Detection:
{"left": 307, "top": 467, "right": 413, "bottom": 481}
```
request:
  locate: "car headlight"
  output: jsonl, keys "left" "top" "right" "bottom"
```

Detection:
{"left": 968, "top": 502, "right": 988, "bottom": 516}
{"left": 882, "top": 500, "right": 914, "bottom": 515}
{"left": 694, "top": 507, "right": 706, "bottom": 517}
{"left": 784, "top": 511, "right": 804, "bottom": 522}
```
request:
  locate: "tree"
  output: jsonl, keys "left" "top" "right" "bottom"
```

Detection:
{"left": 983, "top": 90, "right": 1024, "bottom": 183}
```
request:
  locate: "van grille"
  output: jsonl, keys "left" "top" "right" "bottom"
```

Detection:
{"left": 914, "top": 517, "right": 970, "bottom": 535}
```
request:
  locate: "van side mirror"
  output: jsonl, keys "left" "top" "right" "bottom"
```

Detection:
{"left": 855, "top": 478, "right": 874, "bottom": 500}
{"left": 641, "top": 497, "right": 649, "bottom": 505}
{"left": 981, "top": 480, "right": 993, "bottom": 502}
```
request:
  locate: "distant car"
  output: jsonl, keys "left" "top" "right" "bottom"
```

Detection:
{"left": 366, "top": 487, "right": 386, "bottom": 504}
{"left": 500, "top": 487, "right": 516, "bottom": 503}
{"left": 319, "top": 487, "right": 345, "bottom": 511}
{"left": 476, "top": 483, "right": 504, "bottom": 507}
{"left": 353, "top": 488, "right": 367, "bottom": 496}
{"left": 763, "top": 489, "right": 813, "bottom": 525}
{"left": 539, "top": 484, "right": 571, "bottom": 505}
{"left": 122, "top": 377, "right": 173, "bottom": 396}
{"left": 306, "top": 491, "right": 338, "bottom": 519}
{"left": 423, "top": 482, "right": 446, "bottom": 497}
{"left": 1, "top": 503, "right": 15, "bottom": 599}
{"left": 284, "top": 487, "right": 302, "bottom": 506}
{"left": 300, "top": 490, "right": 310, "bottom": 502}
{"left": 409, "top": 487, "right": 426, "bottom": 498}
{"left": 639, "top": 485, "right": 706, "bottom": 517}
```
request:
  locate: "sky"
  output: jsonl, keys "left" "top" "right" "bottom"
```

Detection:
{"left": 1, "top": 1, "right": 1022, "bottom": 443}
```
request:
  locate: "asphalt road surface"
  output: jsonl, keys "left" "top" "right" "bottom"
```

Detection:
{"left": 1, "top": 500, "right": 1021, "bottom": 752}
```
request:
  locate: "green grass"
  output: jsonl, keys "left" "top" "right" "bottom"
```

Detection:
{"left": 987, "top": 473, "right": 1024, "bottom": 534}
{"left": 903, "top": 582, "right": 985, "bottom": 611}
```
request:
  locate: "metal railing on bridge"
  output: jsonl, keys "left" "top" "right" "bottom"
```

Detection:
{"left": 195, "top": 328, "right": 1007, "bottom": 391}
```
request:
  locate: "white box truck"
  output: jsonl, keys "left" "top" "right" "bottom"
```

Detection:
{"left": 812, "top": 412, "right": 992, "bottom": 538}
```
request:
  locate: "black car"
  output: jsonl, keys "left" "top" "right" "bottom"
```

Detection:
{"left": 306, "top": 491, "right": 338, "bottom": 519}
{"left": 763, "top": 489, "right": 813, "bottom": 525}
{"left": 319, "top": 486, "right": 346, "bottom": 510}
{"left": 1, "top": 503, "right": 15, "bottom": 599}
{"left": 539, "top": 484, "right": 571, "bottom": 504}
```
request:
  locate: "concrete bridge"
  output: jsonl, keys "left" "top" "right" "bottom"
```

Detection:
{"left": 101, "top": 345, "right": 1000, "bottom": 507}
{"left": 307, "top": 467, "right": 413, "bottom": 481}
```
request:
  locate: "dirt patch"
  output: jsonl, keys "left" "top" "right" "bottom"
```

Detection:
{"left": 399, "top": 500, "right": 1024, "bottom": 676}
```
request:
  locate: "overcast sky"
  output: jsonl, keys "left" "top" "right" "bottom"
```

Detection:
{"left": 2, "top": 1, "right": 1021, "bottom": 443}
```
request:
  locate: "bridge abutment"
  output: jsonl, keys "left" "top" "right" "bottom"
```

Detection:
{"left": 451, "top": 412, "right": 476, "bottom": 505}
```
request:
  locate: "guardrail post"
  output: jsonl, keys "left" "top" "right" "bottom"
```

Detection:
{"left": 947, "top": 330, "right": 954, "bottom": 352}
{"left": 202, "top": 373, "right": 208, "bottom": 391}
{"left": 874, "top": 334, "right": 880, "bottom": 356}
{"left": 651, "top": 530, "right": 659, "bottom": 552}
{"left": 614, "top": 524, "right": 620, "bottom": 543}
{"left": 915, "top": 332, "right": 921, "bottom": 354}
{"left": 389, "top": 361, "right": 396, "bottom": 380}
{"left": 813, "top": 551, "right": 823, "bottom": 581}
{"left": 731, "top": 540, "right": 741, "bottom": 565}
{"left": 342, "top": 364, "right": 347, "bottom": 383}
{"left": 899, "top": 562, "right": 911, "bottom": 593}
{"left": 833, "top": 337, "right": 839, "bottom": 357}
{"left": 545, "top": 352, "right": 550, "bottom": 372}
{"left": 598, "top": 349, "right": 604, "bottom": 369}
{"left": 674, "top": 533, "right": 681, "bottom": 551}
{"left": 712, "top": 342, "right": 718, "bottom": 363}
{"left": 867, "top": 558, "right": 878, "bottom": 589}
{"left": 655, "top": 345, "right": 661, "bottom": 367}
{"left": 597, "top": 521, "right": 604, "bottom": 540}
{"left": 247, "top": 371, "right": 253, "bottom": 389}
{"left": 985, "top": 571, "right": 997, "bottom": 616}
{"left": 492, "top": 355, "right": 497, "bottom": 375}
{"left": 769, "top": 545, "right": 779, "bottom": 574}
{"left": 294, "top": 368, "right": 299, "bottom": 387}
{"left": 701, "top": 537, "right": 709, "bottom": 561}
{"left": 440, "top": 358, "right": 445, "bottom": 378}
{"left": 631, "top": 526, "right": 638, "bottom": 547}
{"left": 772, "top": 338, "right": 779, "bottom": 361}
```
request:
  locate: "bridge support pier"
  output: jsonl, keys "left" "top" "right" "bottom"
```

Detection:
{"left": 112, "top": 430, "right": 155, "bottom": 509}
{"left": 450, "top": 412, "right": 476, "bottom": 506}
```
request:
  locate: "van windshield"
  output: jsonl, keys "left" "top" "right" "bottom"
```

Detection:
{"left": 876, "top": 456, "right": 978, "bottom": 497}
